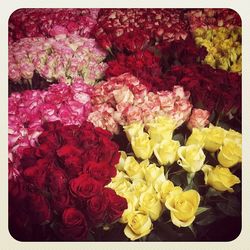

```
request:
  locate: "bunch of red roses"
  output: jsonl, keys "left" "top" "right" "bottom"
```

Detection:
{"left": 9, "top": 8, "right": 99, "bottom": 43}
{"left": 9, "top": 121, "right": 127, "bottom": 241}
{"left": 94, "top": 9, "right": 189, "bottom": 52}
{"left": 163, "top": 64, "right": 241, "bottom": 116}
{"left": 105, "top": 50, "right": 164, "bottom": 91}
{"left": 185, "top": 8, "right": 241, "bottom": 32}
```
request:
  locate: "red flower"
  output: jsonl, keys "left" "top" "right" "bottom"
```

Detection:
{"left": 59, "top": 207, "right": 88, "bottom": 240}
{"left": 104, "top": 188, "right": 128, "bottom": 223}
{"left": 86, "top": 194, "right": 109, "bottom": 224}
{"left": 27, "top": 192, "right": 52, "bottom": 224}
{"left": 69, "top": 173, "right": 102, "bottom": 199}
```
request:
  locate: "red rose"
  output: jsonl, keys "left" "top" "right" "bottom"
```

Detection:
{"left": 69, "top": 173, "right": 102, "bottom": 199}
{"left": 35, "top": 142, "right": 55, "bottom": 158}
{"left": 23, "top": 159, "right": 48, "bottom": 189}
{"left": 86, "top": 194, "right": 108, "bottom": 224}
{"left": 27, "top": 192, "right": 52, "bottom": 224}
{"left": 103, "top": 188, "right": 127, "bottom": 223}
{"left": 64, "top": 155, "right": 83, "bottom": 177}
{"left": 47, "top": 166, "right": 68, "bottom": 194}
{"left": 51, "top": 191, "right": 75, "bottom": 214}
{"left": 56, "top": 144, "right": 82, "bottom": 159}
{"left": 84, "top": 161, "right": 115, "bottom": 186}
{"left": 19, "top": 147, "right": 37, "bottom": 169}
{"left": 59, "top": 207, "right": 88, "bottom": 240}
{"left": 38, "top": 130, "right": 59, "bottom": 147}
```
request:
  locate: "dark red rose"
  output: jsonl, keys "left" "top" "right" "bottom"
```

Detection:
{"left": 103, "top": 188, "right": 127, "bottom": 223}
{"left": 9, "top": 176, "right": 27, "bottom": 200}
{"left": 23, "top": 158, "right": 48, "bottom": 189}
{"left": 19, "top": 147, "right": 37, "bottom": 169}
{"left": 83, "top": 161, "right": 115, "bottom": 186}
{"left": 35, "top": 142, "right": 55, "bottom": 158}
{"left": 70, "top": 173, "right": 102, "bottom": 199}
{"left": 59, "top": 207, "right": 88, "bottom": 240}
{"left": 51, "top": 191, "right": 75, "bottom": 214}
{"left": 57, "top": 144, "right": 82, "bottom": 159}
{"left": 27, "top": 192, "right": 52, "bottom": 224}
{"left": 64, "top": 155, "right": 83, "bottom": 177}
{"left": 47, "top": 166, "right": 68, "bottom": 194}
{"left": 86, "top": 194, "right": 108, "bottom": 224}
{"left": 38, "top": 130, "right": 59, "bottom": 147}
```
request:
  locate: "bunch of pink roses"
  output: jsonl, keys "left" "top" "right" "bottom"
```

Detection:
{"left": 9, "top": 35, "right": 108, "bottom": 85}
{"left": 88, "top": 73, "right": 193, "bottom": 134}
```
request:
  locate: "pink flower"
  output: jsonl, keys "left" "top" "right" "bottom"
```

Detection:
{"left": 187, "top": 108, "right": 210, "bottom": 130}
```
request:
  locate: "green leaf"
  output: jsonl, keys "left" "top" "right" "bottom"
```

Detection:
{"left": 216, "top": 201, "right": 241, "bottom": 217}
{"left": 206, "top": 187, "right": 222, "bottom": 198}
{"left": 196, "top": 207, "right": 210, "bottom": 216}
{"left": 195, "top": 212, "right": 217, "bottom": 226}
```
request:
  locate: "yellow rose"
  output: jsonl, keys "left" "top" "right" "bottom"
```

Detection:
{"left": 203, "top": 125, "right": 227, "bottom": 152}
{"left": 146, "top": 116, "right": 176, "bottom": 143}
{"left": 131, "top": 132, "right": 154, "bottom": 160}
{"left": 139, "top": 187, "right": 162, "bottom": 221}
{"left": 224, "top": 129, "right": 242, "bottom": 145}
{"left": 177, "top": 145, "right": 206, "bottom": 173}
{"left": 218, "top": 141, "right": 241, "bottom": 168}
{"left": 123, "top": 122, "right": 144, "bottom": 142}
{"left": 165, "top": 189, "right": 200, "bottom": 227}
{"left": 154, "top": 180, "right": 175, "bottom": 203}
{"left": 124, "top": 156, "right": 144, "bottom": 180}
{"left": 124, "top": 210, "right": 153, "bottom": 241}
{"left": 186, "top": 128, "right": 206, "bottom": 147}
{"left": 154, "top": 139, "right": 180, "bottom": 166}
{"left": 108, "top": 174, "right": 131, "bottom": 196}
{"left": 120, "top": 191, "right": 139, "bottom": 224}
{"left": 115, "top": 151, "right": 127, "bottom": 171}
{"left": 144, "top": 163, "right": 166, "bottom": 187}
{"left": 131, "top": 179, "right": 148, "bottom": 196}
{"left": 202, "top": 165, "right": 240, "bottom": 192}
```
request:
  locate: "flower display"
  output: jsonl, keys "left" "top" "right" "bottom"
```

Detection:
{"left": 8, "top": 81, "right": 92, "bottom": 171}
{"left": 163, "top": 64, "right": 241, "bottom": 116}
{"left": 185, "top": 9, "right": 241, "bottom": 32}
{"left": 94, "top": 9, "right": 189, "bottom": 52}
{"left": 88, "top": 73, "right": 192, "bottom": 134}
{"left": 8, "top": 8, "right": 242, "bottom": 242}
{"left": 9, "top": 8, "right": 99, "bottom": 42}
{"left": 9, "top": 121, "right": 127, "bottom": 240}
{"left": 9, "top": 35, "right": 107, "bottom": 85}
{"left": 193, "top": 27, "right": 242, "bottom": 73}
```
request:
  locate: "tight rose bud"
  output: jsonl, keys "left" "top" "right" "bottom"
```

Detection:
{"left": 177, "top": 145, "right": 206, "bottom": 173}
{"left": 154, "top": 139, "right": 180, "bottom": 166}
{"left": 131, "top": 132, "right": 154, "bottom": 160}
{"left": 202, "top": 164, "right": 240, "bottom": 192}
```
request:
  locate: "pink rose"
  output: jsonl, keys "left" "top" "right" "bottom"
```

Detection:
{"left": 187, "top": 108, "right": 210, "bottom": 130}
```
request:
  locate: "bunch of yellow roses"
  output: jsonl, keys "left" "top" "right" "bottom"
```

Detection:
{"left": 108, "top": 116, "right": 241, "bottom": 240}
{"left": 193, "top": 27, "right": 242, "bottom": 73}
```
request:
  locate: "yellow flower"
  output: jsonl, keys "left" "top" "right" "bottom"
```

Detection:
{"left": 203, "top": 125, "right": 227, "bottom": 152}
{"left": 165, "top": 189, "right": 200, "bottom": 227}
{"left": 124, "top": 210, "right": 153, "bottom": 240}
{"left": 186, "top": 128, "right": 206, "bottom": 147}
{"left": 131, "top": 132, "right": 154, "bottom": 160}
{"left": 144, "top": 163, "right": 166, "bottom": 187}
{"left": 115, "top": 151, "right": 127, "bottom": 171}
{"left": 153, "top": 139, "right": 180, "bottom": 166}
{"left": 202, "top": 165, "right": 240, "bottom": 192}
{"left": 177, "top": 145, "right": 206, "bottom": 173}
{"left": 224, "top": 129, "right": 242, "bottom": 145}
{"left": 108, "top": 173, "right": 131, "bottom": 196}
{"left": 218, "top": 141, "right": 241, "bottom": 168}
{"left": 120, "top": 191, "right": 139, "bottom": 224}
{"left": 123, "top": 156, "right": 145, "bottom": 180}
{"left": 146, "top": 116, "right": 176, "bottom": 143}
{"left": 131, "top": 179, "right": 148, "bottom": 196}
{"left": 154, "top": 180, "right": 176, "bottom": 203}
{"left": 139, "top": 187, "right": 162, "bottom": 221}
{"left": 123, "top": 121, "right": 144, "bottom": 142}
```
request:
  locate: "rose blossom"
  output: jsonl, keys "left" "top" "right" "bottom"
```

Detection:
{"left": 187, "top": 108, "right": 210, "bottom": 130}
